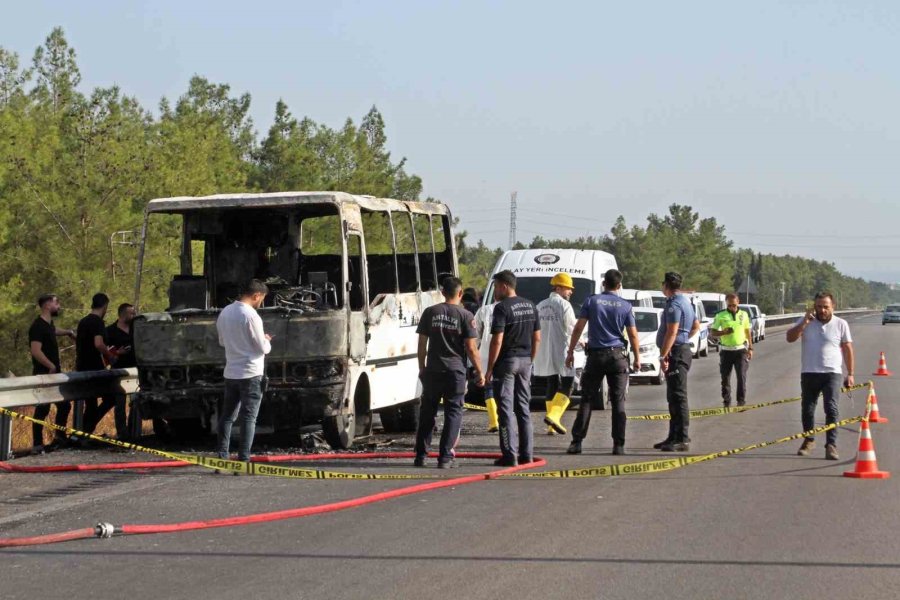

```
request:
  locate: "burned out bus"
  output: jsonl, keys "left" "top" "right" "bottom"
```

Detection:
{"left": 132, "top": 192, "right": 457, "bottom": 448}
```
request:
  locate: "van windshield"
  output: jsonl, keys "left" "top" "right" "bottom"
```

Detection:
{"left": 634, "top": 312, "right": 659, "bottom": 333}
{"left": 505, "top": 276, "right": 594, "bottom": 314}
{"left": 651, "top": 296, "right": 666, "bottom": 309}
{"left": 702, "top": 301, "right": 721, "bottom": 316}
{"left": 887, "top": 306, "right": 900, "bottom": 313}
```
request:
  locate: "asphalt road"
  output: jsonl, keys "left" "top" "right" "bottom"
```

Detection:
{"left": 2, "top": 313, "right": 899, "bottom": 599}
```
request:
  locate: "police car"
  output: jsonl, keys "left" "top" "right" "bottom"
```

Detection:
{"left": 631, "top": 307, "right": 664, "bottom": 385}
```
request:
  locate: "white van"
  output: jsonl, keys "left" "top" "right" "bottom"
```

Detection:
{"left": 484, "top": 249, "right": 618, "bottom": 396}
{"left": 645, "top": 290, "right": 708, "bottom": 358}
{"left": 695, "top": 293, "right": 726, "bottom": 353}
{"left": 620, "top": 288, "right": 653, "bottom": 308}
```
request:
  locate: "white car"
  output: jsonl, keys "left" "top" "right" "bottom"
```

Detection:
{"left": 620, "top": 288, "right": 653, "bottom": 308}
{"left": 647, "top": 291, "right": 709, "bottom": 358}
{"left": 739, "top": 303, "right": 766, "bottom": 342}
{"left": 884, "top": 304, "right": 900, "bottom": 325}
{"left": 631, "top": 307, "right": 664, "bottom": 385}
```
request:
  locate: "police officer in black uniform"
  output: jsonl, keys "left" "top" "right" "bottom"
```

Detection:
{"left": 414, "top": 276, "right": 483, "bottom": 468}
{"left": 565, "top": 269, "right": 640, "bottom": 455}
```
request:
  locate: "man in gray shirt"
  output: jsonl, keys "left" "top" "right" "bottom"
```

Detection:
{"left": 786, "top": 292, "right": 854, "bottom": 460}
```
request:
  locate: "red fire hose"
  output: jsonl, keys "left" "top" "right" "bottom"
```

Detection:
{"left": 0, "top": 453, "right": 544, "bottom": 548}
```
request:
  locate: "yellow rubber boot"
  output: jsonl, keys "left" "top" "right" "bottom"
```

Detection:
{"left": 486, "top": 397, "right": 499, "bottom": 433}
{"left": 544, "top": 393, "right": 570, "bottom": 435}
{"left": 545, "top": 401, "right": 556, "bottom": 435}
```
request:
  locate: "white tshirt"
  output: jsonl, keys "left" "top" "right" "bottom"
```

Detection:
{"left": 216, "top": 301, "right": 272, "bottom": 379}
{"left": 534, "top": 292, "right": 576, "bottom": 378}
{"left": 798, "top": 315, "right": 852, "bottom": 374}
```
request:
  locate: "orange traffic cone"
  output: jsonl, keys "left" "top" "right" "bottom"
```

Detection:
{"left": 867, "top": 386, "right": 888, "bottom": 424}
{"left": 844, "top": 419, "right": 890, "bottom": 479}
{"left": 873, "top": 352, "right": 893, "bottom": 377}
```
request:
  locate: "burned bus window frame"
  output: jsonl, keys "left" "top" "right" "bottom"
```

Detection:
{"left": 413, "top": 213, "right": 438, "bottom": 291}
{"left": 431, "top": 213, "right": 454, "bottom": 282}
{"left": 360, "top": 210, "right": 399, "bottom": 303}
{"left": 392, "top": 210, "right": 420, "bottom": 293}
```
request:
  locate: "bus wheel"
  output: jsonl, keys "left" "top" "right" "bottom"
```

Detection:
{"left": 380, "top": 398, "right": 421, "bottom": 433}
{"left": 323, "top": 401, "right": 355, "bottom": 450}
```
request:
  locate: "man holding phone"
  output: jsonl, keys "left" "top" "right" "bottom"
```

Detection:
{"left": 709, "top": 293, "right": 753, "bottom": 408}
{"left": 216, "top": 279, "right": 272, "bottom": 468}
{"left": 786, "top": 292, "right": 854, "bottom": 460}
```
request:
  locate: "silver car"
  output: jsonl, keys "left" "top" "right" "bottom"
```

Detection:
{"left": 883, "top": 304, "right": 900, "bottom": 325}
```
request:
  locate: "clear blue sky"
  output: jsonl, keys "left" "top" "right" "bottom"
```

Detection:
{"left": 4, "top": 1, "right": 899, "bottom": 283}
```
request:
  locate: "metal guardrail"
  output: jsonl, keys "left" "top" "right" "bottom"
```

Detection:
{"left": 764, "top": 308, "right": 877, "bottom": 327}
{"left": 0, "top": 368, "right": 137, "bottom": 461}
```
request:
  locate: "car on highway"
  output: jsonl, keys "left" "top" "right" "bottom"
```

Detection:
{"left": 739, "top": 303, "right": 766, "bottom": 342}
{"left": 688, "top": 295, "right": 710, "bottom": 358}
{"left": 631, "top": 307, "right": 664, "bottom": 385}
{"left": 696, "top": 292, "right": 727, "bottom": 353}
{"left": 883, "top": 304, "right": 900, "bottom": 325}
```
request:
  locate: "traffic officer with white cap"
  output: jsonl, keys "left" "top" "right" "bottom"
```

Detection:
{"left": 535, "top": 272, "right": 577, "bottom": 435}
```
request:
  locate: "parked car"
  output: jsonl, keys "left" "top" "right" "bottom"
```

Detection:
{"left": 883, "top": 304, "right": 900, "bottom": 325}
{"left": 739, "top": 303, "right": 766, "bottom": 342}
{"left": 696, "top": 292, "right": 727, "bottom": 353}
{"left": 688, "top": 295, "right": 710, "bottom": 358}
{"left": 631, "top": 307, "right": 664, "bottom": 385}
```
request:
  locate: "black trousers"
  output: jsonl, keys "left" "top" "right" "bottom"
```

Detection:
{"left": 720, "top": 349, "right": 749, "bottom": 406}
{"left": 545, "top": 374, "right": 575, "bottom": 400}
{"left": 82, "top": 395, "right": 128, "bottom": 438}
{"left": 572, "top": 348, "right": 629, "bottom": 445}
{"left": 415, "top": 370, "right": 466, "bottom": 463}
{"left": 666, "top": 344, "right": 693, "bottom": 443}
{"left": 32, "top": 401, "right": 72, "bottom": 446}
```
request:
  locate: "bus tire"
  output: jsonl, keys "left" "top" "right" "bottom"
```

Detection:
{"left": 380, "top": 398, "right": 421, "bottom": 433}
{"left": 323, "top": 405, "right": 355, "bottom": 450}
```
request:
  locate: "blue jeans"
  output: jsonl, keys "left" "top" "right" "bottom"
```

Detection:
{"left": 492, "top": 357, "right": 534, "bottom": 462}
{"left": 217, "top": 376, "right": 264, "bottom": 461}
{"left": 801, "top": 372, "right": 842, "bottom": 446}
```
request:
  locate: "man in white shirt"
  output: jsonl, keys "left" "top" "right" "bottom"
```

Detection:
{"left": 535, "top": 273, "right": 577, "bottom": 435}
{"left": 786, "top": 291, "right": 854, "bottom": 460}
{"left": 216, "top": 280, "right": 272, "bottom": 466}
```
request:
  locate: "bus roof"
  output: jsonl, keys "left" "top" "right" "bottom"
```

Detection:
{"left": 145, "top": 191, "right": 450, "bottom": 216}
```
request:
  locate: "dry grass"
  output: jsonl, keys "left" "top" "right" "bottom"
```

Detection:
{"left": 10, "top": 403, "right": 152, "bottom": 453}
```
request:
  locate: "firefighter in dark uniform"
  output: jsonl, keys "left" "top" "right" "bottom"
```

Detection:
{"left": 655, "top": 272, "right": 700, "bottom": 452}
{"left": 709, "top": 293, "right": 753, "bottom": 407}
{"left": 414, "top": 276, "right": 483, "bottom": 468}
{"left": 565, "top": 269, "right": 640, "bottom": 455}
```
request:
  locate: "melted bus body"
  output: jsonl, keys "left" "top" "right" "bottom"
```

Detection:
{"left": 132, "top": 192, "right": 457, "bottom": 448}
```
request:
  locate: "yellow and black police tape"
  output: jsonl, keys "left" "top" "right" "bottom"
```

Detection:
{"left": 467, "top": 384, "right": 868, "bottom": 418}
{"left": 0, "top": 407, "right": 436, "bottom": 480}
{"left": 626, "top": 383, "right": 867, "bottom": 420}
{"left": 503, "top": 415, "right": 865, "bottom": 478}
{"left": 0, "top": 381, "right": 872, "bottom": 481}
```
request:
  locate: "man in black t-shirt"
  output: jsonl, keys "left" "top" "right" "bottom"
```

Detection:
{"left": 75, "top": 293, "right": 123, "bottom": 438}
{"left": 414, "top": 276, "right": 482, "bottom": 468}
{"left": 105, "top": 303, "right": 137, "bottom": 438}
{"left": 28, "top": 293, "right": 76, "bottom": 451}
{"left": 485, "top": 270, "right": 541, "bottom": 466}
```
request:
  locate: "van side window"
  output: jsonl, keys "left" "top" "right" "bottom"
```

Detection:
{"left": 413, "top": 213, "right": 437, "bottom": 291}
{"left": 346, "top": 235, "right": 365, "bottom": 311}
{"left": 392, "top": 212, "right": 419, "bottom": 293}
{"left": 361, "top": 211, "right": 398, "bottom": 301}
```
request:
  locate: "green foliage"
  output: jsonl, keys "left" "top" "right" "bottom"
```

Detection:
{"left": 0, "top": 29, "right": 424, "bottom": 375}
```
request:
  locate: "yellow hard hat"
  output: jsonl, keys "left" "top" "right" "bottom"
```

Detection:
{"left": 550, "top": 273, "right": 574, "bottom": 289}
